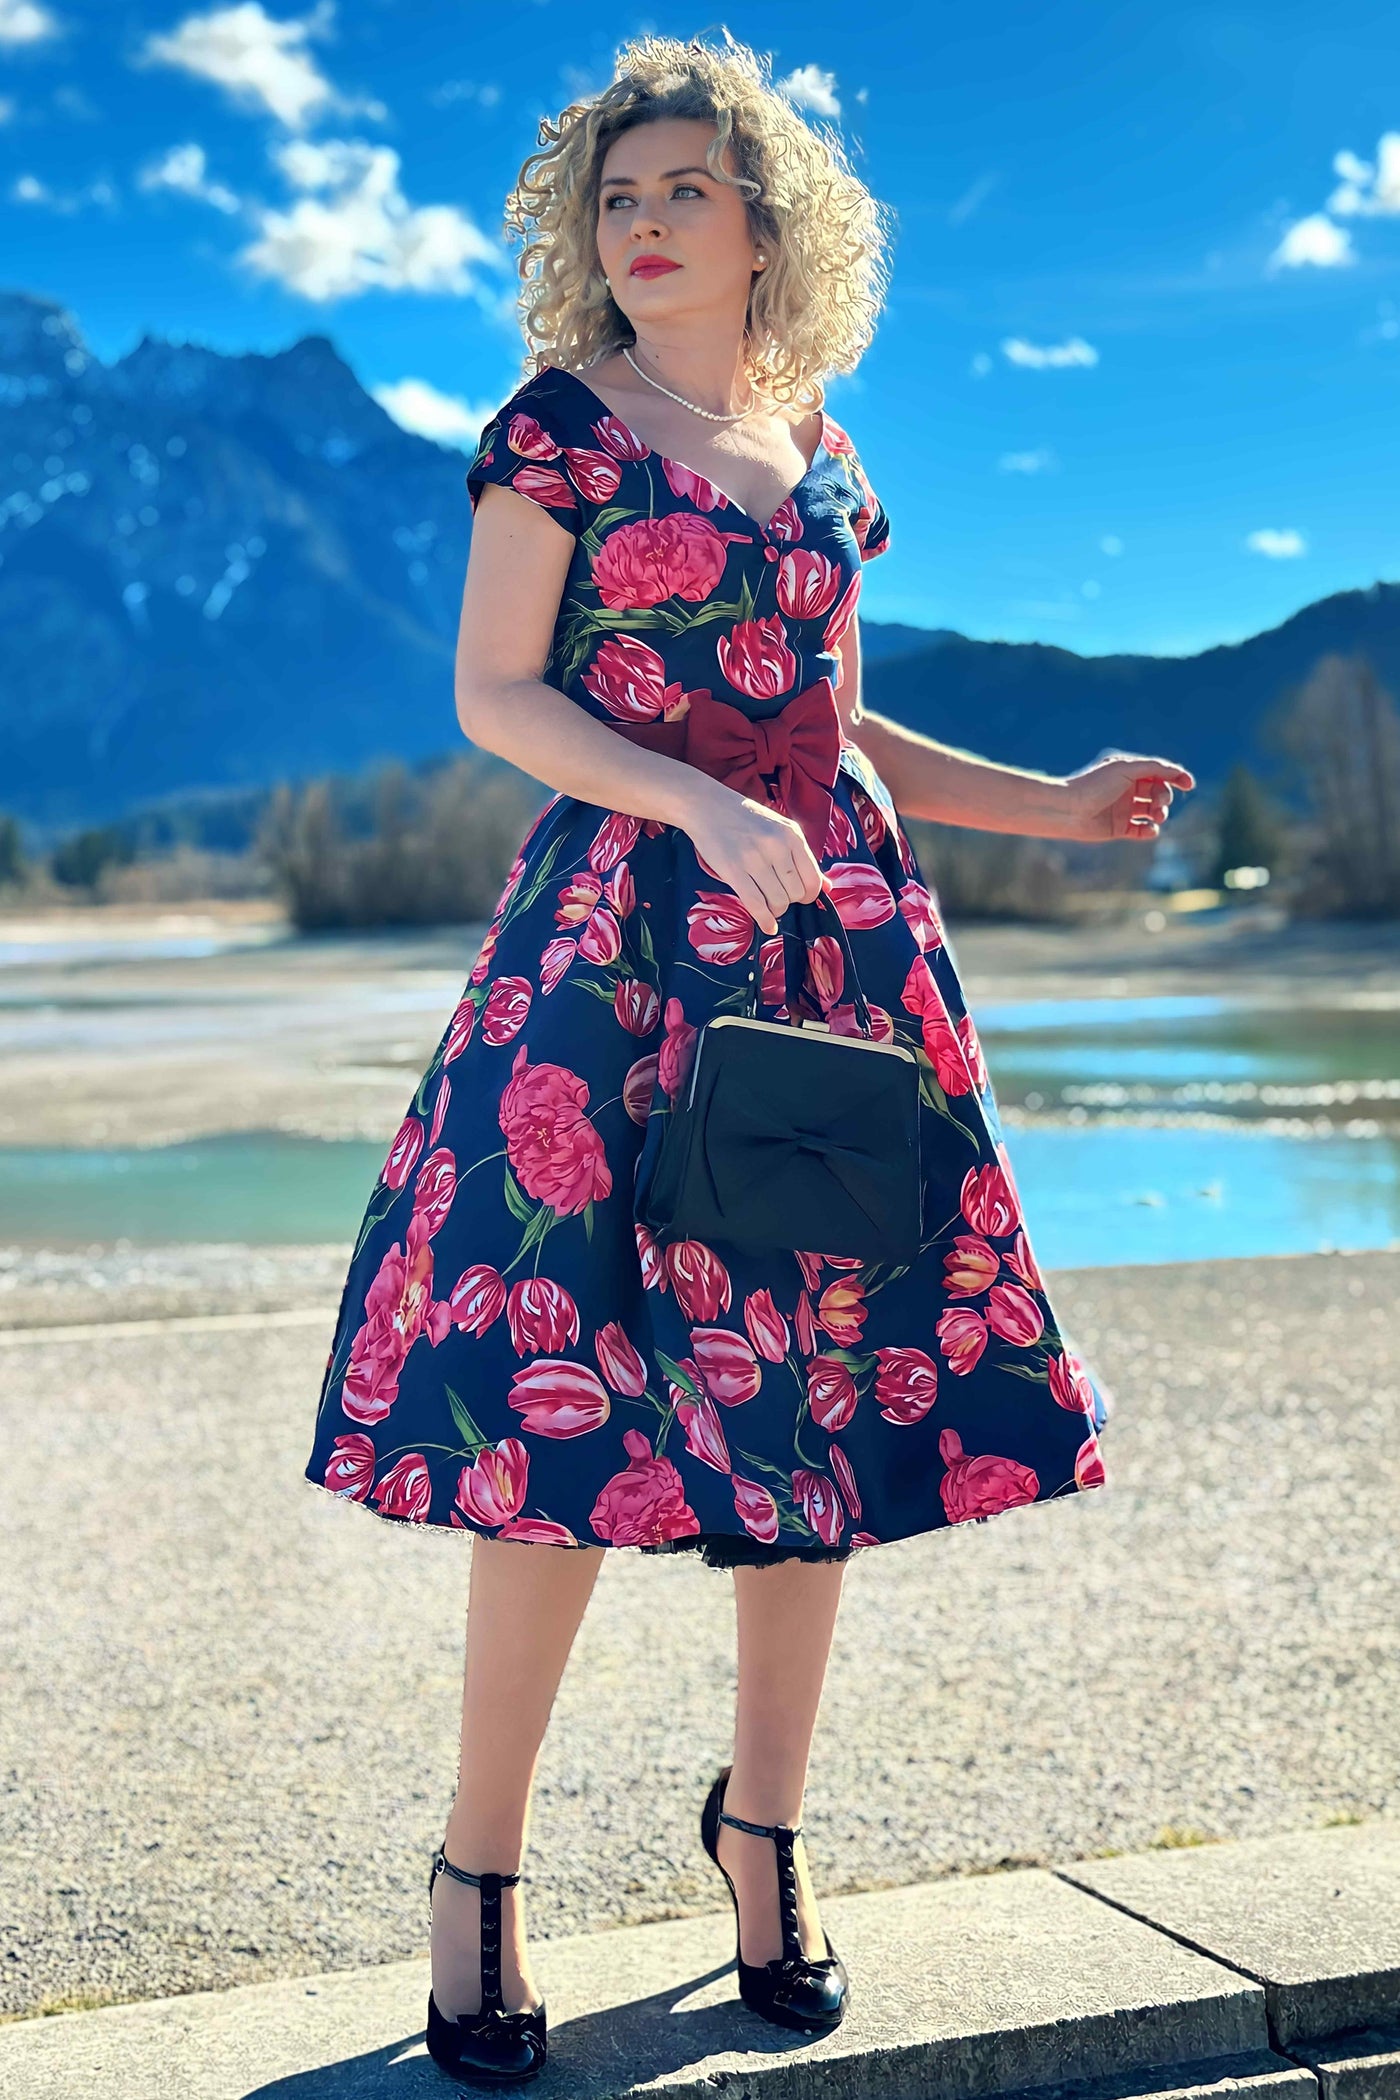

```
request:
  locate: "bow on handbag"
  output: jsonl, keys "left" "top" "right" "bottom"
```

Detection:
{"left": 708, "top": 1090, "right": 893, "bottom": 1230}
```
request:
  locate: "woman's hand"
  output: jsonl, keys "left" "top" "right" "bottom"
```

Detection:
{"left": 679, "top": 776, "right": 826, "bottom": 935}
{"left": 1055, "top": 753, "right": 1197, "bottom": 843}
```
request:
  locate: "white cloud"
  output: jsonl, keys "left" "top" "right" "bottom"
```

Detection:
{"left": 139, "top": 141, "right": 241, "bottom": 214}
{"left": 998, "top": 448, "right": 1056, "bottom": 474}
{"left": 429, "top": 78, "right": 501, "bottom": 110}
{"left": 372, "top": 377, "right": 496, "bottom": 448}
{"left": 11, "top": 169, "right": 115, "bottom": 210}
{"left": 1267, "top": 133, "right": 1400, "bottom": 277}
{"left": 240, "top": 137, "right": 498, "bottom": 300}
{"left": 0, "top": 0, "right": 61, "bottom": 46}
{"left": 1333, "top": 148, "right": 1372, "bottom": 186}
{"left": 1269, "top": 211, "right": 1355, "bottom": 269}
{"left": 1245, "top": 528, "right": 1307, "bottom": 559}
{"left": 1328, "top": 134, "right": 1400, "bottom": 217}
{"left": 1002, "top": 335, "right": 1099, "bottom": 369}
{"left": 778, "top": 63, "right": 840, "bottom": 118}
{"left": 140, "top": 2, "right": 382, "bottom": 132}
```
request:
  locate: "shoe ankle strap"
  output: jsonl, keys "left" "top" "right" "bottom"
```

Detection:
{"left": 718, "top": 1808, "right": 802, "bottom": 1842}
{"left": 718, "top": 1808, "right": 808, "bottom": 1964}
{"left": 430, "top": 1851, "right": 523, "bottom": 2015}
{"left": 433, "top": 1851, "right": 523, "bottom": 1889}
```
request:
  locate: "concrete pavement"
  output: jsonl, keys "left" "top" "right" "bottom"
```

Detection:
{"left": 1, "top": 1820, "right": 1397, "bottom": 2097}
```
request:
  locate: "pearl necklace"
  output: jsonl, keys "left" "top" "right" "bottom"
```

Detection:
{"left": 622, "top": 344, "right": 759, "bottom": 424}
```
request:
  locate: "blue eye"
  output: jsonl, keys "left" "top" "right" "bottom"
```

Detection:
{"left": 604, "top": 184, "right": 703, "bottom": 209}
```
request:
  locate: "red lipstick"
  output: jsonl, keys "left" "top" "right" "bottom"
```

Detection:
{"left": 629, "top": 255, "right": 681, "bottom": 278}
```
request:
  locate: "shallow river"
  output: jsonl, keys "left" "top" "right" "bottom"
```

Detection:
{"left": 1, "top": 993, "right": 1394, "bottom": 1268}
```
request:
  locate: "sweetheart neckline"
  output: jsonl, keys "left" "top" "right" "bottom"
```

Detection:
{"left": 545, "top": 364, "right": 833, "bottom": 538}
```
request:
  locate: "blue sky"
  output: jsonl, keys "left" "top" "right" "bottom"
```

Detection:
{"left": 1, "top": 0, "right": 1397, "bottom": 656}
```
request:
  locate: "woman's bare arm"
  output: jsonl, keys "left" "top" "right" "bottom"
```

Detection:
{"left": 832, "top": 618, "right": 1195, "bottom": 843}
{"left": 456, "top": 480, "right": 704, "bottom": 825}
{"left": 454, "top": 480, "right": 823, "bottom": 932}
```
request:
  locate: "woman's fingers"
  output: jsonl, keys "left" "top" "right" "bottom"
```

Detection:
{"left": 1128, "top": 787, "right": 1172, "bottom": 824}
{"left": 782, "top": 833, "right": 826, "bottom": 906}
{"left": 734, "top": 876, "right": 781, "bottom": 935}
{"left": 1128, "top": 759, "right": 1195, "bottom": 793}
{"left": 750, "top": 858, "right": 800, "bottom": 931}
{"left": 735, "top": 846, "right": 826, "bottom": 933}
{"left": 695, "top": 798, "right": 827, "bottom": 932}
{"left": 1119, "top": 765, "right": 1186, "bottom": 839}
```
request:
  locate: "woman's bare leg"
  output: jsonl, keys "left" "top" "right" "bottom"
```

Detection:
{"left": 715, "top": 1559, "right": 847, "bottom": 1965}
{"left": 431, "top": 1535, "right": 606, "bottom": 2018}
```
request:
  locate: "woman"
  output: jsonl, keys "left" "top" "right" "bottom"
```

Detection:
{"left": 303, "top": 32, "right": 1194, "bottom": 2087}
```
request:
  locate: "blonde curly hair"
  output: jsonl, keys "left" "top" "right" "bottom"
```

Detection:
{"left": 499, "top": 29, "right": 896, "bottom": 412}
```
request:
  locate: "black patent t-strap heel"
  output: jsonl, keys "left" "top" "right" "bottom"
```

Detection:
{"left": 700, "top": 1763, "right": 850, "bottom": 2034}
{"left": 425, "top": 1849, "right": 547, "bottom": 2086}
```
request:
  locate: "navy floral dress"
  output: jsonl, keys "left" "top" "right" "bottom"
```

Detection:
{"left": 302, "top": 362, "right": 1111, "bottom": 1567}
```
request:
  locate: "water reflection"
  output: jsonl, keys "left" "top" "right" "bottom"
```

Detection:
{"left": 0, "top": 995, "right": 1394, "bottom": 1266}
{"left": 1007, "top": 1126, "right": 1400, "bottom": 1269}
{"left": 981, "top": 1004, "right": 1400, "bottom": 1128}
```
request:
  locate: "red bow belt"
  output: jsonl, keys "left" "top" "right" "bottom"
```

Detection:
{"left": 603, "top": 676, "right": 841, "bottom": 858}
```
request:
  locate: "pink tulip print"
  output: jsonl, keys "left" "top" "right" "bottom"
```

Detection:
{"left": 675, "top": 1392, "right": 732, "bottom": 1472}
{"left": 595, "top": 1320, "right": 648, "bottom": 1397}
{"left": 371, "top": 1452, "right": 434, "bottom": 1521}
{"left": 732, "top": 1474, "right": 782, "bottom": 1544}
{"left": 499, "top": 1044, "right": 612, "bottom": 1216}
{"left": 342, "top": 1211, "right": 452, "bottom": 1425}
{"left": 938, "top": 1428, "right": 1038, "bottom": 1524}
{"left": 453, "top": 1437, "right": 530, "bottom": 1527}
{"left": 590, "top": 1428, "right": 703, "bottom": 1545}
{"left": 508, "top": 1359, "right": 612, "bottom": 1438}
{"left": 807, "top": 1355, "right": 859, "bottom": 1431}
{"left": 874, "top": 1347, "right": 940, "bottom": 1424}
{"left": 304, "top": 361, "right": 1112, "bottom": 1551}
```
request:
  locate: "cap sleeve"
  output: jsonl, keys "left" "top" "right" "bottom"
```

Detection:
{"left": 852, "top": 456, "right": 891, "bottom": 563}
{"left": 466, "top": 383, "right": 582, "bottom": 535}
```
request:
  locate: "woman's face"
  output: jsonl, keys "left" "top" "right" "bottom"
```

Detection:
{"left": 595, "top": 116, "right": 763, "bottom": 330}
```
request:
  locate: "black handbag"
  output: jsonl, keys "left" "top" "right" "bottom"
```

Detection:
{"left": 642, "top": 890, "right": 923, "bottom": 1264}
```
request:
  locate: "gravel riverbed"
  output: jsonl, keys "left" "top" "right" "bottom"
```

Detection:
{"left": 1, "top": 1244, "right": 1395, "bottom": 2023}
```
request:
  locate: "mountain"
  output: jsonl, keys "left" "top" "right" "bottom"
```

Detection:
{"left": 2, "top": 288, "right": 1397, "bottom": 832}
{"left": 862, "top": 583, "right": 1400, "bottom": 789}
{"left": 1, "top": 289, "right": 473, "bottom": 832}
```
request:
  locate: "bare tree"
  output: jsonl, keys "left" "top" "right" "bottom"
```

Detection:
{"left": 1268, "top": 652, "right": 1400, "bottom": 919}
{"left": 0, "top": 814, "right": 25, "bottom": 889}
{"left": 257, "top": 759, "right": 544, "bottom": 931}
{"left": 902, "top": 818, "right": 1070, "bottom": 921}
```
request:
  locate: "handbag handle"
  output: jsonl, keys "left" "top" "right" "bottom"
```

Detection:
{"left": 741, "top": 887, "right": 875, "bottom": 1037}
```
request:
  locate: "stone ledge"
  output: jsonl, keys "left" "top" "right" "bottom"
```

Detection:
{"left": 999, "top": 2048, "right": 1318, "bottom": 2100}
{"left": 1290, "top": 2029, "right": 1400, "bottom": 2100}
{"left": 0, "top": 1864, "right": 1263, "bottom": 2100}
{"left": 5, "top": 1821, "right": 1398, "bottom": 2099}
{"left": 1058, "top": 1823, "right": 1400, "bottom": 2050}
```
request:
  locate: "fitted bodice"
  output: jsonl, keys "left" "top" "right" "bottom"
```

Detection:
{"left": 465, "top": 362, "right": 892, "bottom": 743}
